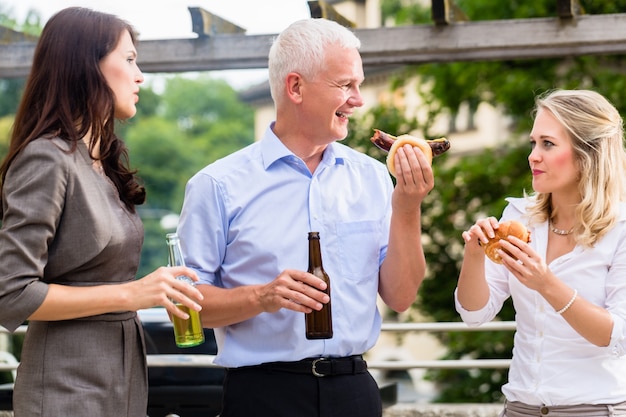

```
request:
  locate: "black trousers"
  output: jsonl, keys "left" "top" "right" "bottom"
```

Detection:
{"left": 218, "top": 362, "right": 382, "bottom": 417}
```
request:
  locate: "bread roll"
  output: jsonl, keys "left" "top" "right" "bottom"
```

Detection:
{"left": 387, "top": 134, "right": 433, "bottom": 177}
{"left": 484, "top": 220, "right": 531, "bottom": 264}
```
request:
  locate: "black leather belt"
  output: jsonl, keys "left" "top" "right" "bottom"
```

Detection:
{"left": 235, "top": 355, "right": 368, "bottom": 377}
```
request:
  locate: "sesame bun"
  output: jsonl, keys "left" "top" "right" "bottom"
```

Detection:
{"left": 386, "top": 134, "right": 433, "bottom": 177}
{"left": 484, "top": 220, "right": 531, "bottom": 264}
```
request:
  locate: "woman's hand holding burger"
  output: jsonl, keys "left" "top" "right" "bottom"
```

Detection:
{"left": 462, "top": 218, "right": 531, "bottom": 263}
{"left": 463, "top": 218, "right": 554, "bottom": 293}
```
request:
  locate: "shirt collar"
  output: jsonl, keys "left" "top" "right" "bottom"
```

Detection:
{"left": 260, "top": 122, "right": 346, "bottom": 171}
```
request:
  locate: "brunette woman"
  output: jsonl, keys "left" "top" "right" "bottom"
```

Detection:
{"left": 0, "top": 7, "right": 202, "bottom": 416}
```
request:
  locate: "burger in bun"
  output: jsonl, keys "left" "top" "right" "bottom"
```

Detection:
{"left": 483, "top": 220, "right": 531, "bottom": 264}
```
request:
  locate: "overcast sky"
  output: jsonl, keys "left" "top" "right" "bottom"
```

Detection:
{"left": 3, "top": 0, "right": 313, "bottom": 88}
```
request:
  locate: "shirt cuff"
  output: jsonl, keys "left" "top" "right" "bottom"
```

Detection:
{"left": 609, "top": 312, "right": 626, "bottom": 357}
{"left": 454, "top": 288, "right": 491, "bottom": 327}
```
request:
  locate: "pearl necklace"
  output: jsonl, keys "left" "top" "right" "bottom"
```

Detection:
{"left": 550, "top": 221, "right": 574, "bottom": 235}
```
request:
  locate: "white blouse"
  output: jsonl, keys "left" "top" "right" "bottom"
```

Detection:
{"left": 455, "top": 197, "right": 626, "bottom": 406}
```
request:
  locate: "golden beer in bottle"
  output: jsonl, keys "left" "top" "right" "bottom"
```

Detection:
{"left": 305, "top": 232, "right": 333, "bottom": 339}
{"left": 166, "top": 233, "right": 205, "bottom": 348}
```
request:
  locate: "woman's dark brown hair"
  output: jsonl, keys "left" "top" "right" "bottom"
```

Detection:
{"left": 0, "top": 7, "right": 145, "bottom": 210}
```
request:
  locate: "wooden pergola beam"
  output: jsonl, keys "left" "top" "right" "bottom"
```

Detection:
{"left": 431, "top": 0, "right": 468, "bottom": 25}
{"left": 188, "top": 7, "right": 246, "bottom": 37}
{"left": 557, "top": 0, "right": 584, "bottom": 19}
{"left": 1, "top": 13, "right": 626, "bottom": 78}
{"left": 308, "top": 1, "right": 356, "bottom": 28}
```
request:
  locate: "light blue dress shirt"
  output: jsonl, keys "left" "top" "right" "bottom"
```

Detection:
{"left": 177, "top": 123, "right": 394, "bottom": 367}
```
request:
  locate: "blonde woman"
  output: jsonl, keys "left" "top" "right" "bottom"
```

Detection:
{"left": 456, "top": 89, "right": 626, "bottom": 416}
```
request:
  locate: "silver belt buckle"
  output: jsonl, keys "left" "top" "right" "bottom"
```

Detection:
{"left": 311, "top": 357, "right": 327, "bottom": 377}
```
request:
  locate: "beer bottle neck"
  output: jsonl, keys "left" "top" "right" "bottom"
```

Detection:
{"left": 308, "top": 232, "right": 324, "bottom": 271}
{"left": 166, "top": 233, "right": 186, "bottom": 267}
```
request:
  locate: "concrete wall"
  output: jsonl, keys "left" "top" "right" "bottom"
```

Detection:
{"left": 383, "top": 403, "right": 503, "bottom": 417}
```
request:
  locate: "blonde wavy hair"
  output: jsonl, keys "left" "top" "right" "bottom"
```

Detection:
{"left": 526, "top": 89, "right": 626, "bottom": 247}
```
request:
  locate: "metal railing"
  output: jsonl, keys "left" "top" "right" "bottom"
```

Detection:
{"left": 0, "top": 321, "right": 516, "bottom": 373}
{"left": 374, "top": 321, "right": 515, "bottom": 370}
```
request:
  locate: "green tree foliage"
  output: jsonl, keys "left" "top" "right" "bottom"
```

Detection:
{"left": 385, "top": 0, "right": 626, "bottom": 133}
{"left": 160, "top": 75, "right": 253, "bottom": 141}
{"left": 0, "top": 6, "right": 41, "bottom": 119}
{"left": 123, "top": 75, "right": 255, "bottom": 278}
{"left": 125, "top": 116, "right": 200, "bottom": 212}
{"left": 133, "top": 85, "right": 161, "bottom": 119}
{"left": 0, "top": 78, "right": 25, "bottom": 118}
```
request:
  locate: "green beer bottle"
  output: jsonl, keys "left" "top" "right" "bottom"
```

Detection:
{"left": 165, "top": 233, "right": 205, "bottom": 348}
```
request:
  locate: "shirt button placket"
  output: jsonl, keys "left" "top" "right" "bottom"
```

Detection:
{"left": 309, "top": 175, "right": 323, "bottom": 231}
